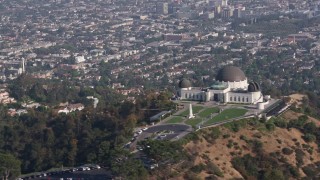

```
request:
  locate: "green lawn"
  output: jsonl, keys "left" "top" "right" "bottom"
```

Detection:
{"left": 198, "top": 107, "right": 220, "bottom": 118}
{"left": 205, "top": 108, "right": 248, "bottom": 125}
{"left": 166, "top": 116, "right": 184, "bottom": 124}
{"left": 185, "top": 118, "right": 203, "bottom": 126}
{"left": 178, "top": 106, "right": 204, "bottom": 116}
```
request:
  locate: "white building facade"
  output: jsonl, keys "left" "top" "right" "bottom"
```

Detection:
{"left": 177, "top": 66, "right": 263, "bottom": 104}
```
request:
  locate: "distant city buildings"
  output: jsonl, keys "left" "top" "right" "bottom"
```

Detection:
{"left": 0, "top": 90, "right": 16, "bottom": 104}
{"left": 156, "top": 2, "right": 169, "bottom": 15}
{"left": 0, "top": 0, "right": 319, "bottom": 110}
{"left": 58, "top": 103, "right": 85, "bottom": 114}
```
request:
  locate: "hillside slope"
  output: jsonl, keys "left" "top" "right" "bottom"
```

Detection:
{"left": 179, "top": 110, "right": 320, "bottom": 179}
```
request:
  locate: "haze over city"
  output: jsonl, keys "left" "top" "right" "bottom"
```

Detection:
{"left": 0, "top": 0, "right": 320, "bottom": 179}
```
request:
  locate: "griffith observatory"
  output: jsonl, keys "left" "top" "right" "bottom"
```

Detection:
{"left": 177, "top": 66, "right": 265, "bottom": 105}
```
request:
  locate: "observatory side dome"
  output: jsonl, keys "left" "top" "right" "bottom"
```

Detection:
{"left": 248, "top": 82, "right": 261, "bottom": 92}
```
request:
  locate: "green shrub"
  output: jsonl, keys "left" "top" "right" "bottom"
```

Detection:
{"left": 302, "top": 133, "right": 316, "bottom": 142}
{"left": 184, "top": 172, "right": 201, "bottom": 180}
{"left": 282, "top": 147, "right": 293, "bottom": 155}
{"left": 223, "top": 134, "right": 230, "bottom": 139}
{"left": 288, "top": 165, "right": 300, "bottom": 178}
{"left": 302, "top": 165, "right": 317, "bottom": 177}
{"left": 190, "top": 163, "right": 206, "bottom": 173}
{"left": 288, "top": 115, "right": 308, "bottom": 129}
{"left": 262, "top": 169, "right": 285, "bottom": 180}
{"left": 274, "top": 118, "right": 287, "bottom": 128}
{"left": 266, "top": 122, "right": 276, "bottom": 131}
{"left": 180, "top": 132, "right": 199, "bottom": 144}
{"left": 231, "top": 154, "right": 259, "bottom": 178}
{"left": 250, "top": 140, "right": 263, "bottom": 153}
{"left": 210, "top": 127, "right": 221, "bottom": 139}
{"left": 206, "top": 162, "right": 224, "bottom": 177}
{"left": 302, "top": 122, "right": 317, "bottom": 134}
{"left": 307, "top": 148, "right": 313, "bottom": 154}
{"left": 295, "top": 149, "right": 305, "bottom": 167}
{"left": 240, "top": 135, "right": 248, "bottom": 141}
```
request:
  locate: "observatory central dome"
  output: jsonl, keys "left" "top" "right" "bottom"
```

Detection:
{"left": 178, "top": 78, "right": 192, "bottom": 88}
{"left": 215, "top": 66, "right": 246, "bottom": 82}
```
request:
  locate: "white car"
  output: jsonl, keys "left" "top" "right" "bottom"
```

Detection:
{"left": 92, "top": 164, "right": 101, "bottom": 169}
{"left": 137, "top": 130, "right": 143, "bottom": 134}
{"left": 158, "top": 134, "right": 167, "bottom": 139}
{"left": 142, "top": 127, "right": 148, "bottom": 131}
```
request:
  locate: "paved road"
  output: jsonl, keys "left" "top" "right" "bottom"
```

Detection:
{"left": 26, "top": 168, "right": 112, "bottom": 180}
{"left": 144, "top": 124, "right": 191, "bottom": 133}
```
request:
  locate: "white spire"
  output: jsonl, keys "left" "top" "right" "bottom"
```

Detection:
{"left": 188, "top": 103, "right": 195, "bottom": 119}
{"left": 22, "top": 58, "right": 25, "bottom": 73}
{"left": 18, "top": 58, "right": 25, "bottom": 75}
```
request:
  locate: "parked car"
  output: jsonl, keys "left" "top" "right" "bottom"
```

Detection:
{"left": 149, "top": 163, "right": 159, "bottom": 170}
{"left": 160, "top": 134, "right": 167, "bottom": 138}
{"left": 78, "top": 167, "right": 86, "bottom": 171}
{"left": 69, "top": 168, "right": 77, "bottom": 172}
{"left": 158, "top": 134, "right": 167, "bottom": 139}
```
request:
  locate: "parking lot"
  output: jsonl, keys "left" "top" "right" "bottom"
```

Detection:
{"left": 127, "top": 124, "right": 192, "bottom": 150}
{"left": 18, "top": 165, "right": 112, "bottom": 180}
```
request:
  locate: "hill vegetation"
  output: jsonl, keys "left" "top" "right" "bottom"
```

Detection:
{"left": 0, "top": 75, "right": 177, "bottom": 179}
{"left": 173, "top": 110, "right": 320, "bottom": 179}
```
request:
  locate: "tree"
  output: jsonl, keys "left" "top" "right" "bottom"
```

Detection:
{"left": 0, "top": 153, "right": 21, "bottom": 180}
{"left": 97, "top": 141, "right": 110, "bottom": 163}
{"left": 140, "top": 140, "right": 185, "bottom": 164}
{"left": 111, "top": 157, "right": 148, "bottom": 179}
